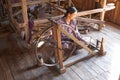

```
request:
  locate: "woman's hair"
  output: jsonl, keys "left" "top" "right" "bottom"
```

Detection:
{"left": 64, "top": 6, "right": 78, "bottom": 17}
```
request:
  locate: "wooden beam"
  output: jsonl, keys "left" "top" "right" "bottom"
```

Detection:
{"left": 34, "top": 19, "right": 49, "bottom": 26}
{"left": 21, "top": 0, "right": 29, "bottom": 41}
{"left": 77, "top": 5, "right": 115, "bottom": 17}
{"left": 13, "top": 6, "right": 32, "bottom": 17}
{"left": 58, "top": 25, "right": 96, "bottom": 55}
{"left": 51, "top": 4, "right": 115, "bottom": 17}
{"left": 64, "top": 54, "right": 94, "bottom": 67}
{"left": 32, "top": 26, "right": 51, "bottom": 40}
{"left": 18, "top": 4, "right": 115, "bottom": 28}
{"left": 6, "top": 0, "right": 20, "bottom": 32}
{"left": 22, "top": 0, "right": 28, "bottom": 23}
{"left": 99, "top": 0, "right": 107, "bottom": 29}
{"left": 13, "top": 9, "right": 22, "bottom": 17}
{"left": 8, "top": 0, "right": 13, "bottom": 21}
{"left": 50, "top": 3, "right": 66, "bottom": 13}
{"left": 18, "top": 18, "right": 50, "bottom": 28}
{"left": 77, "top": 17, "right": 104, "bottom": 24}
{"left": 58, "top": 0, "right": 60, "bottom": 6}
{"left": 68, "top": 0, "right": 72, "bottom": 7}
{"left": 54, "top": 25, "right": 66, "bottom": 73}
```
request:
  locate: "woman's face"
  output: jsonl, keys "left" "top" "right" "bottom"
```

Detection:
{"left": 69, "top": 12, "right": 77, "bottom": 20}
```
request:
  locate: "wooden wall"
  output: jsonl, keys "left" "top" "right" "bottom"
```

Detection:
{"left": 73, "top": 0, "right": 120, "bottom": 26}
{"left": 8, "top": 0, "right": 120, "bottom": 26}
{"left": 72, "top": 0, "right": 95, "bottom": 11}
{"left": 105, "top": 0, "right": 120, "bottom": 25}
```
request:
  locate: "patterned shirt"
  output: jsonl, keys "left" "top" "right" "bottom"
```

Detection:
{"left": 56, "top": 17, "right": 81, "bottom": 40}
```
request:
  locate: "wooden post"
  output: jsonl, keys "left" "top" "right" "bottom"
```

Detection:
{"left": 52, "top": 26, "right": 58, "bottom": 64}
{"left": 100, "top": 0, "right": 107, "bottom": 21}
{"left": 7, "top": 0, "right": 13, "bottom": 21}
{"left": 95, "top": 0, "right": 99, "bottom": 2}
{"left": 49, "top": 0, "right": 51, "bottom": 3}
{"left": 53, "top": 25, "right": 66, "bottom": 73}
{"left": 21, "top": 0, "right": 29, "bottom": 41}
{"left": 99, "top": 0, "right": 107, "bottom": 30}
{"left": 101, "top": 38, "right": 105, "bottom": 52}
{"left": 68, "top": 0, "right": 72, "bottom": 7}
{"left": 6, "top": 0, "right": 18, "bottom": 32}
{"left": 58, "top": 0, "right": 60, "bottom": 7}
{"left": 99, "top": 38, "right": 106, "bottom": 55}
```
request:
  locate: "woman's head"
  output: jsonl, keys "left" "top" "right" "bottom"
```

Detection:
{"left": 64, "top": 7, "right": 78, "bottom": 20}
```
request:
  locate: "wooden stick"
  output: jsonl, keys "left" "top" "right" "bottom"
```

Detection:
{"left": 55, "top": 25, "right": 66, "bottom": 73}
{"left": 21, "top": 0, "right": 29, "bottom": 41}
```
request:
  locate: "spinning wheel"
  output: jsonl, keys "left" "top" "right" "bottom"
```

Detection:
{"left": 33, "top": 23, "right": 106, "bottom": 74}
{"left": 34, "top": 26, "right": 77, "bottom": 67}
{"left": 34, "top": 26, "right": 58, "bottom": 66}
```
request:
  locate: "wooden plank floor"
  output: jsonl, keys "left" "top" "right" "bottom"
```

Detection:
{"left": 0, "top": 22, "right": 120, "bottom": 80}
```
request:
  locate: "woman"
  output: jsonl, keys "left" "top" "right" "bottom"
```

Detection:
{"left": 56, "top": 6, "right": 87, "bottom": 47}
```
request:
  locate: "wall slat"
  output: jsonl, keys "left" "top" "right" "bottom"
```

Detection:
{"left": 105, "top": 1, "right": 120, "bottom": 25}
